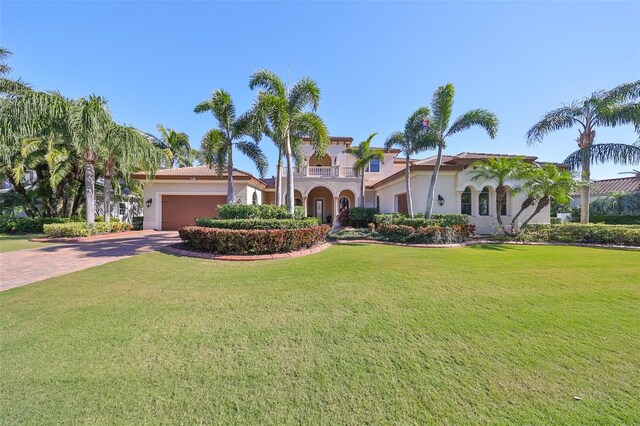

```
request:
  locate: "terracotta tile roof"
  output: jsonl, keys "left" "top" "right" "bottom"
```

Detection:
{"left": 262, "top": 177, "right": 276, "bottom": 188}
{"left": 131, "top": 166, "right": 267, "bottom": 188}
{"left": 454, "top": 152, "right": 538, "bottom": 161}
{"left": 302, "top": 136, "right": 354, "bottom": 144}
{"left": 572, "top": 177, "right": 640, "bottom": 196}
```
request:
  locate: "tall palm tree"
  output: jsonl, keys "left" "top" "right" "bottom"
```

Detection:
{"left": 526, "top": 81, "right": 640, "bottom": 223}
{"left": 346, "top": 133, "right": 385, "bottom": 207}
{"left": 0, "top": 47, "right": 30, "bottom": 96}
{"left": 424, "top": 83, "right": 499, "bottom": 218}
{"left": 384, "top": 107, "right": 435, "bottom": 217}
{"left": 194, "top": 89, "right": 268, "bottom": 203}
{"left": 249, "top": 69, "right": 329, "bottom": 216}
{"left": 469, "top": 157, "right": 532, "bottom": 232}
{"left": 519, "top": 164, "right": 576, "bottom": 228}
{"left": 154, "top": 124, "right": 193, "bottom": 168}
{"left": 101, "top": 124, "right": 167, "bottom": 221}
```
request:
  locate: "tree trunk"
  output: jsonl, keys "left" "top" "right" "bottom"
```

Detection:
{"left": 360, "top": 173, "right": 365, "bottom": 207}
{"left": 580, "top": 152, "right": 590, "bottom": 224}
{"left": 275, "top": 148, "right": 283, "bottom": 206}
{"left": 6, "top": 174, "right": 38, "bottom": 217}
{"left": 495, "top": 184, "right": 505, "bottom": 232}
{"left": 405, "top": 155, "right": 413, "bottom": 218}
{"left": 511, "top": 196, "right": 534, "bottom": 227}
{"left": 285, "top": 129, "right": 295, "bottom": 217}
{"left": 227, "top": 147, "right": 234, "bottom": 203}
{"left": 521, "top": 196, "right": 549, "bottom": 228}
{"left": 71, "top": 181, "right": 85, "bottom": 217}
{"left": 103, "top": 175, "right": 112, "bottom": 222}
{"left": 425, "top": 144, "right": 444, "bottom": 218}
{"left": 85, "top": 161, "right": 96, "bottom": 225}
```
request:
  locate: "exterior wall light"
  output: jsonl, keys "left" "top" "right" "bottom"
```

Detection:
{"left": 145, "top": 198, "right": 152, "bottom": 208}
{"left": 438, "top": 194, "right": 445, "bottom": 206}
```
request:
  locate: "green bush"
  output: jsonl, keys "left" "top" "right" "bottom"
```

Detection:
{"left": 195, "top": 217, "right": 320, "bottom": 230}
{"left": 590, "top": 215, "right": 640, "bottom": 225}
{"left": 0, "top": 216, "right": 68, "bottom": 234}
{"left": 550, "top": 217, "right": 562, "bottom": 225}
{"left": 348, "top": 207, "right": 378, "bottom": 228}
{"left": 132, "top": 216, "right": 144, "bottom": 230}
{"left": 517, "top": 223, "right": 640, "bottom": 246}
{"left": 373, "top": 213, "right": 469, "bottom": 228}
{"left": 376, "top": 224, "right": 476, "bottom": 244}
{"left": 179, "top": 225, "right": 330, "bottom": 254}
{"left": 217, "top": 204, "right": 304, "bottom": 220}
{"left": 43, "top": 222, "right": 132, "bottom": 238}
{"left": 326, "top": 229, "right": 375, "bottom": 241}
{"left": 431, "top": 214, "right": 469, "bottom": 226}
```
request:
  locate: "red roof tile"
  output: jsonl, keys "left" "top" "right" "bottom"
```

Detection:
{"left": 572, "top": 177, "right": 640, "bottom": 196}
{"left": 131, "top": 166, "right": 267, "bottom": 187}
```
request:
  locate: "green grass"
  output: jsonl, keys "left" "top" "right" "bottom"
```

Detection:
{"left": 0, "top": 234, "right": 53, "bottom": 252}
{"left": 1, "top": 244, "right": 639, "bottom": 424}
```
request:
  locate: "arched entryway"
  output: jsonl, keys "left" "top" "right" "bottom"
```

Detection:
{"left": 338, "top": 189, "right": 356, "bottom": 214}
{"left": 307, "top": 186, "right": 335, "bottom": 223}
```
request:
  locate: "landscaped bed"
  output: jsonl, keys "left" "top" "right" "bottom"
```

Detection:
{"left": 1, "top": 244, "right": 638, "bottom": 423}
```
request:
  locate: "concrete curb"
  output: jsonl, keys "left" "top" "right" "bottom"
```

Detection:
{"left": 159, "top": 242, "right": 333, "bottom": 261}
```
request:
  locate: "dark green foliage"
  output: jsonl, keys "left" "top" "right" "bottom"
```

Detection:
{"left": 0, "top": 216, "right": 67, "bottom": 234}
{"left": 195, "top": 218, "right": 320, "bottom": 230}
{"left": 178, "top": 225, "right": 330, "bottom": 254}
{"left": 373, "top": 213, "right": 469, "bottom": 227}
{"left": 347, "top": 207, "right": 378, "bottom": 228}
{"left": 326, "top": 229, "right": 375, "bottom": 241}
{"left": 376, "top": 224, "right": 476, "bottom": 244}
{"left": 589, "top": 215, "right": 640, "bottom": 225}
{"left": 132, "top": 216, "right": 144, "bottom": 230}
{"left": 517, "top": 223, "right": 640, "bottom": 246}
{"left": 217, "top": 204, "right": 304, "bottom": 220}
{"left": 43, "top": 222, "right": 132, "bottom": 238}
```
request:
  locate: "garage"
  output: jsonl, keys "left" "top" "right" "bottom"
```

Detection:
{"left": 161, "top": 195, "right": 226, "bottom": 230}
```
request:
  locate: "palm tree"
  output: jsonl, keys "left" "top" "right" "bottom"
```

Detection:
{"left": 469, "top": 157, "right": 532, "bottom": 232}
{"left": 384, "top": 107, "right": 435, "bottom": 217}
{"left": 249, "top": 69, "right": 329, "bottom": 216}
{"left": 101, "top": 124, "right": 167, "bottom": 221}
{"left": 520, "top": 165, "right": 576, "bottom": 228}
{"left": 346, "top": 133, "right": 385, "bottom": 207}
{"left": 424, "top": 83, "right": 499, "bottom": 218}
{"left": 194, "top": 89, "right": 267, "bottom": 203}
{"left": 0, "top": 47, "right": 30, "bottom": 96}
{"left": 154, "top": 124, "right": 193, "bottom": 168}
{"left": 526, "top": 81, "right": 640, "bottom": 223}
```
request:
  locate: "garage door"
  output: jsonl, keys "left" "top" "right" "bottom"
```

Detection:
{"left": 161, "top": 195, "right": 227, "bottom": 230}
{"left": 397, "top": 193, "right": 408, "bottom": 214}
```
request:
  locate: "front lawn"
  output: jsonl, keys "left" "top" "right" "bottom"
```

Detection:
{"left": 0, "top": 234, "right": 53, "bottom": 253}
{"left": 1, "top": 244, "right": 638, "bottom": 424}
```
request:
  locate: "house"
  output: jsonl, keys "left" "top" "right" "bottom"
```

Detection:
{"left": 132, "top": 136, "right": 553, "bottom": 233}
{"left": 570, "top": 176, "right": 640, "bottom": 208}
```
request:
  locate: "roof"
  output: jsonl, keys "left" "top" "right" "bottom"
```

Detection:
{"left": 369, "top": 151, "right": 542, "bottom": 189}
{"left": 302, "top": 136, "right": 354, "bottom": 145}
{"left": 131, "top": 166, "right": 268, "bottom": 188}
{"left": 572, "top": 176, "right": 640, "bottom": 196}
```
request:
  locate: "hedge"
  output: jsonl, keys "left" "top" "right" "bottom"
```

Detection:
{"left": 132, "top": 216, "right": 144, "bottom": 230}
{"left": 43, "top": 222, "right": 132, "bottom": 238}
{"left": 517, "top": 223, "right": 640, "bottom": 246}
{"left": 590, "top": 215, "right": 640, "bottom": 225}
{"left": 0, "top": 216, "right": 68, "bottom": 234}
{"left": 376, "top": 224, "right": 476, "bottom": 244}
{"left": 346, "top": 207, "right": 378, "bottom": 227}
{"left": 179, "top": 225, "right": 330, "bottom": 254}
{"left": 218, "top": 204, "right": 305, "bottom": 220}
{"left": 195, "top": 217, "right": 320, "bottom": 230}
{"left": 373, "top": 213, "right": 469, "bottom": 227}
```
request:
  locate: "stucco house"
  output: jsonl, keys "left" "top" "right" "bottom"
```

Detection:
{"left": 570, "top": 176, "right": 640, "bottom": 208}
{"left": 132, "top": 136, "right": 553, "bottom": 233}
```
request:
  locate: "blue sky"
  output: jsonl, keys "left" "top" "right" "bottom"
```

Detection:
{"left": 2, "top": 1, "right": 639, "bottom": 180}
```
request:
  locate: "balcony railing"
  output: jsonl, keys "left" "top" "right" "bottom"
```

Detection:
{"left": 294, "top": 166, "right": 359, "bottom": 178}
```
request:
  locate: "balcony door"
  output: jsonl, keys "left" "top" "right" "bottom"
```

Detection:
{"left": 314, "top": 199, "right": 324, "bottom": 221}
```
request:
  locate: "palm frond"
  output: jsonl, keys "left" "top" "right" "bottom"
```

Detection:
{"left": 430, "top": 83, "right": 455, "bottom": 136}
{"left": 199, "top": 128, "right": 227, "bottom": 175}
{"left": 288, "top": 77, "right": 320, "bottom": 113}
{"left": 447, "top": 108, "right": 499, "bottom": 139}
{"left": 384, "top": 131, "right": 405, "bottom": 152}
{"left": 601, "top": 80, "right": 640, "bottom": 104}
{"left": 291, "top": 112, "right": 329, "bottom": 158}
{"left": 235, "top": 140, "right": 268, "bottom": 177}
{"left": 526, "top": 104, "right": 583, "bottom": 144}
{"left": 248, "top": 69, "right": 286, "bottom": 98}
{"left": 563, "top": 143, "right": 640, "bottom": 171}
{"left": 597, "top": 102, "right": 640, "bottom": 132}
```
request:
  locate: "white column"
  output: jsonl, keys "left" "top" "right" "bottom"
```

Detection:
{"left": 489, "top": 190, "right": 496, "bottom": 217}
{"left": 471, "top": 190, "right": 479, "bottom": 217}
{"left": 302, "top": 197, "right": 308, "bottom": 217}
{"left": 455, "top": 191, "right": 462, "bottom": 214}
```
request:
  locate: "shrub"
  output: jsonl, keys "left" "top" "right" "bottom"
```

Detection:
{"left": 348, "top": 207, "right": 378, "bottom": 228}
{"left": 0, "top": 216, "right": 68, "bottom": 234}
{"left": 195, "top": 217, "right": 320, "bottom": 230}
{"left": 431, "top": 214, "right": 469, "bottom": 226}
{"left": 326, "top": 229, "right": 375, "bottom": 241}
{"left": 43, "top": 221, "right": 132, "bottom": 238}
{"left": 373, "top": 213, "right": 405, "bottom": 225}
{"left": 337, "top": 208, "right": 350, "bottom": 226}
{"left": 178, "top": 225, "right": 330, "bottom": 254}
{"left": 517, "top": 223, "right": 640, "bottom": 246}
{"left": 132, "top": 216, "right": 144, "bottom": 230}
{"left": 217, "top": 204, "right": 289, "bottom": 219}
{"left": 376, "top": 223, "right": 476, "bottom": 244}
{"left": 589, "top": 214, "right": 640, "bottom": 225}
{"left": 550, "top": 217, "right": 562, "bottom": 225}
{"left": 373, "top": 213, "right": 469, "bottom": 227}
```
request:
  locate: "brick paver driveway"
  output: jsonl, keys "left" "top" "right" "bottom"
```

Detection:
{"left": 0, "top": 231, "right": 179, "bottom": 291}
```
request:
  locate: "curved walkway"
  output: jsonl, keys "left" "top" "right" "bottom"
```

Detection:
{"left": 0, "top": 231, "right": 179, "bottom": 292}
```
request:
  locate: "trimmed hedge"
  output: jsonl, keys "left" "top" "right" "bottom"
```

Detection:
{"left": 376, "top": 224, "right": 476, "bottom": 244}
{"left": 373, "top": 213, "right": 469, "bottom": 227}
{"left": 132, "top": 216, "right": 144, "bottom": 230}
{"left": 179, "top": 225, "right": 330, "bottom": 254}
{"left": 43, "top": 222, "right": 132, "bottom": 238}
{"left": 195, "top": 217, "right": 320, "bottom": 230}
{"left": 517, "top": 223, "right": 640, "bottom": 246}
{"left": 347, "top": 207, "right": 378, "bottom": 228}
{"left": 590, "top": 215, "right": 640, "bottom": 225}
{"left": 218, "top": 204, "right": 305, "bottom": 220}
{"left": 0, "top": 216, "right": 68, "bottom": 234}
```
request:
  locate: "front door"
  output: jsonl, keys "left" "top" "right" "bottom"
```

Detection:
{"left": 314, "top": 199, "right": 324, "bottom": 222}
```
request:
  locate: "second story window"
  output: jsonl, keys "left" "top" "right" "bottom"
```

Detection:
{"left": 366, "top": 159, "right": 380, "bottom": 173}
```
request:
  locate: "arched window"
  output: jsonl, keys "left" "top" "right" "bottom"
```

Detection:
{"left": 339, "top": 197, "right": 349, "bottom": 212}
{"left": 461, "top": 187, "right": 472, "bottom": 215}
{"left": 498, "top": 191, "right": 507, "bottom": 216}
{"left": 479, "top": 187, "right": 490, "bottom": 216}
{"left": 252, "top": 191, "right": 258, "bottom": 205}
{"left": 294, "top": 198, "right": 303, "bottom": 207}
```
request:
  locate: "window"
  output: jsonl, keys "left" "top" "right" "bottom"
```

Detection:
{"left": 479, "top": 187, "right": 490, "bottom": 216}
{"left": 339, "top": 197, "right": 349, "bottom": 212}
{"left": 461, "top": 187, "right": 472, "bottom": 215}
{"left": 498, "top": 192, "right": 507, "bottom": 216}
{"left": 119, "top": 203, "right": 126, "bottom": 216}
{"left": 252, "top": 191, "right": 258, "bottom": 205}
{"left": 366, "top": 159, "right": 380, "bottom": 173}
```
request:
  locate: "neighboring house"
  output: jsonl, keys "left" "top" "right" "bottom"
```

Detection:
{"left": 570, "top": 176, "right": 640, "bottom": 208}
{"left": 132, "top": 136, "right": 555, "bottom": 233}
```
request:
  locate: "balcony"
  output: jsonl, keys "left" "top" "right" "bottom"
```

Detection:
{"left": 294, "top": 166, "right": 358, "bottom": 178}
